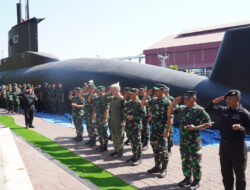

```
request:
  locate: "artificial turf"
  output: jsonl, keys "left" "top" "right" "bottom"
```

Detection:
{"left": 0, "top": 115, "right": 137, "bottom": 190}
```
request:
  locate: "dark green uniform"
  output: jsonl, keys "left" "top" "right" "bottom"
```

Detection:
{"left": 48, "top": 87, "right": 57, "bottom": 114}
{"left": 56, "top": 87, "right": 64, "bottom": 114}
{"left": 13, "top": 87, "right": 21, "bottom": 113}
{"left": 6, "top": 87, "right": 14, "bottom": 113}
{"left": 173, "top": 104, "right": 211, "bottom": 181}
{"left": 110, "top": 95, "right": 125, "bottom": 154}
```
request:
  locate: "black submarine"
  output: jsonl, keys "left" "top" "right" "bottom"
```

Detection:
{"left": 1, "top": 2, "right": 250, "bottom": 111}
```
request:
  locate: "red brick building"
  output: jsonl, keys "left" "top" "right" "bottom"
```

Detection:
{"left": 143, "top": 20, "right": 250, "bottom": 76}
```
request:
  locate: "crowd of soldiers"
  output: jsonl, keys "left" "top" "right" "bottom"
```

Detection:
{"left": 69, "top": 80, "right": 213, "bottom": 190}
{"left": 0, "top": 80, "right": 249, "bottom": 190}
{"left": 0, "top": 82, "right": 65, "bottom": 114}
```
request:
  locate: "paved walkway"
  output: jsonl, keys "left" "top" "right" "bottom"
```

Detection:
{"left": 1, "top": 109, "right": 250, "bottom": 190}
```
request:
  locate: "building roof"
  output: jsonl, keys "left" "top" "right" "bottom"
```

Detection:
{"left": 145, "top": 20, "right": 250, "bottom": 50}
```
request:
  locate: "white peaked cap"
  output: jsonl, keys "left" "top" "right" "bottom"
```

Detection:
{"left": 111, "top": 82, "right": 120, "bottom": 90}
{"left": 88, "top": 80, "right": 94, "bottom": 85}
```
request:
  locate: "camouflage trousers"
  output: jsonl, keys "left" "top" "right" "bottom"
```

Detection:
{"left": 141, "top": 119, "right": 149, "bottom": 146}
{"left": 180, "top": 137, "right": 202, "bottom": 180}
{"left": 13, "top": 103, "right": 20, "bottom": 113}
{"left": 150, "top": 128, "right": 168, "bottom": 168}
{"left": 167, "top": 125, "right": 174, "bottom": 151}
{"left": 85, "top": 117, "right": 97, "bottom": 142}
{"left": 96, "top": 118, "right": 108, "bottom": 146}
{"left": 73, "top": 114, "right": 83, "bottom": 137}
{"left": 7, "top": 101, "right": 14, "bottom": 112}
{"left": 49, "top": 99, "right": 57, "bottom": 114}
{"left": 126, "top": 123, "right": 142, "bottom": 160}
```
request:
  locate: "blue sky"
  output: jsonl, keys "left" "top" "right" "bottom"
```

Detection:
{"left": 0, "top": 0, "right": 250, "bottom": 60}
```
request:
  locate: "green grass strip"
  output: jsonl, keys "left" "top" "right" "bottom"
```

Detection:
{"left": 0, "top": 115, "right": 137, "bottom": 190}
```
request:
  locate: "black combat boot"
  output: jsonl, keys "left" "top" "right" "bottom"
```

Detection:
{"left": 124, "top": 139, "right": 130, "bottom": 145}
{"left": 147, "top": 165, "right": 161, "bottom": 174}
{"left": 99, "top": 144, "right": 108, "bottom": 152}
{"left": 88, "top": 140, "right": 96, "bottom": 147}
{"left": 188, "top": 179, "right": 200, "bottom": 190}
{"left": 178, "top": 177, "right": 192, "bottom": 187}
{"left": 114, "top": 151, "right": 123, "bottom": 158}
{"left": 72, "top": 136, "right": 78, "bottom": 141}
{"left": 158, "top": 166, "right": 167, "bottom": 178}
{"left": 125, "top": 156, "right": 134, "bottom": 164}
{"left": 84, "top": 140, "right": 92, "bottom": 145}
{"left": 75, "top": 136, "right": 83, "bottom": 142}
{"left": 132, "top": 157, "right": 142, "bottom": 166}
{"left": 109, "top": 151, "right": 117, "bottom": 156}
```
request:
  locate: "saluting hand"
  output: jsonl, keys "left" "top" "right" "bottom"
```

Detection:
{"left": 146, "top": 89, "right": 153, "bottom": 97}
{"left": 212, "top": 96, "right": 224, "bottom": 104}
{"left": 173, "top": 96, "right": 182, "bottom": 105}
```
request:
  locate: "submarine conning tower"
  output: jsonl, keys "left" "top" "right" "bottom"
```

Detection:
{"left": 0, "top": 2, "right": 58, "bottom": 72}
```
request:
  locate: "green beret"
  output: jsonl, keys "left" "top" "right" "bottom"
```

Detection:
{"left": 183, "top": 91, "right": 197, "bottom": 98}
{"left": 97, "top": 86, "right": 105, "bottom": 91}
{"left": 225, "top": 89, "right": 241, "bottom": 98}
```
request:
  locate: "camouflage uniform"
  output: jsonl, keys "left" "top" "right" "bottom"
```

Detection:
{"left": 48, "top": 86, "right": 57, "bottom": 114}
{"left": 173, "top": 104, "right": 211, "bottom": 180}
{"left": 167, "top": 95, "right": 175, "bottom": 152}
{"left": 148, "top": 94, "right": 171, "bottom": 169}
{"left": 0, "top": 86, "right": 7, "bottom": 108}
{"left": 34, "top": 85, "right": 43, "bottom": 112}
{"left": 13, "top": 86, "right": 21, "bottom": 113}
{"left": 139, "top": 94, "right": 150, "bottom": 148}
{"left": 41, "top": 85, "right": 49, "bottom": 113}
{"left": 72, "top": 92, "right": 85, "bottom": 138}
{"left": 56, "top": 87, "right": 64, "bottom": 114}
{"left": 93, "top": 87, "right": 110, "bottom": 149}
{"left": 124, "top": 95, "right": 145, "bottom": 161}
{"left": 84, "top": 86, "right": 98, "bottom": 143}
{"left": 6, "top": 86, "right": 14, "bottom": 112}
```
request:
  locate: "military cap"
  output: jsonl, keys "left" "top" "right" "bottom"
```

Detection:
{"left": 26, "top": 86, "right": 31, "bottom": 90}
{"left": 224, "top": 89, "right": 241, "bottom": 98}
{"left": 97, "top": 86, "right": 105, "bottom": 91}
{"left": 124, "top": 87, "right": 131, "bottom": 91}
{"left": 139, "top": 85, "right": 148, "bottom": 90}
{"left": 44, "top": 82, "right": 48, "bottom": 85}
{"left": 74, "top": 87, "right": 82, "bottom": 92}
{"left": 88, "top": 84, "right": 95, "bottom": 88}
{"left": 183, "top": 91, "right": 197, "bottom": 98}
{"left": 155, "top": 84, "right": 169, "bottom": 91}
{"left": 14, "top": 83, "right": 17, "bottom": 86}
{"left": 8, "top": 84, "right": 12, "bottom": 87}
{"left": 38, "top": 85, "right": 41, "bottom": 87}
{"left": 129, "top": 88, "right": 139, "bottom": 94}
{"left": 153, "top": 85, "right": 164, "bottom": 91}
